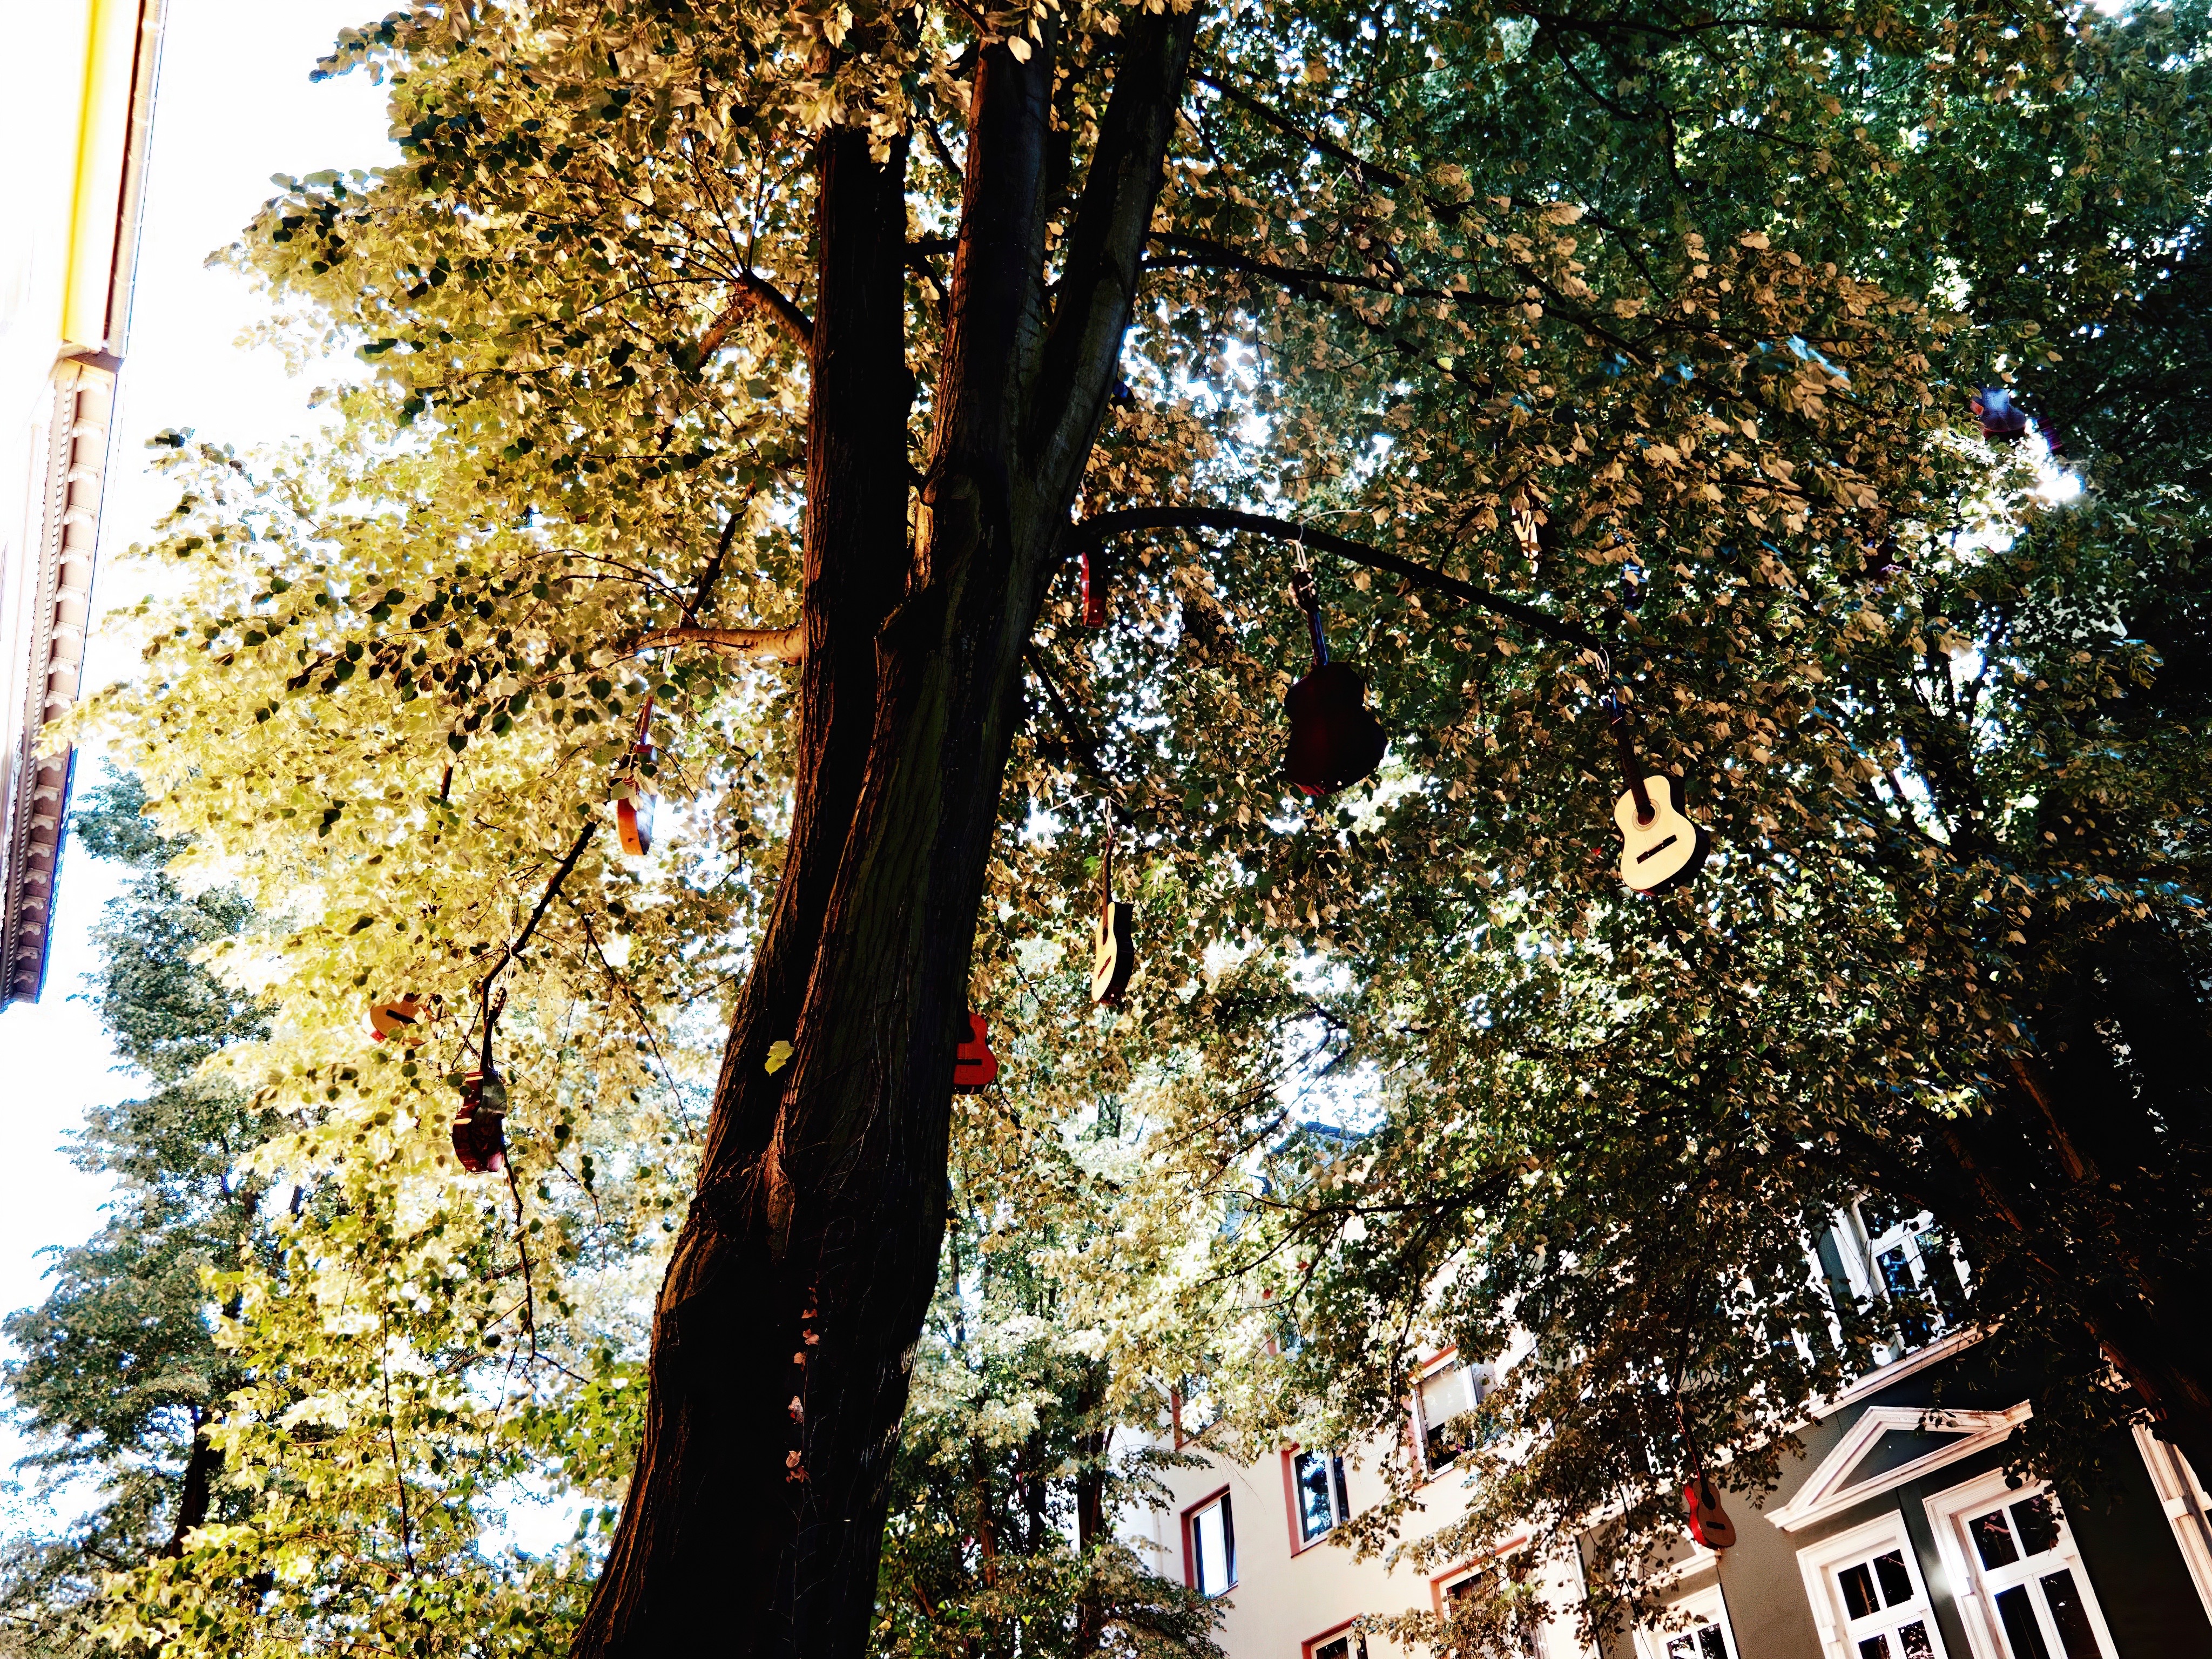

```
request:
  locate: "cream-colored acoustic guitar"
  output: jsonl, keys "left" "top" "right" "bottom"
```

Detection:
{"left": 1609, "top": 698, "right": 1710, "bottom": 894}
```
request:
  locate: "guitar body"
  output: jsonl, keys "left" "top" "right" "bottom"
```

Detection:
{"left": 1090, "top": 899, "right": 1135, "bottom": 1006}
{"left": 953, "top": 1013, "right": 999, "bottom": 1093}
{"left": 368, "top": 995, "right": 427, "bottom": 1044}
{"left": 1614, "top": 773, "right": 1710, "bottom": 893}
{"left": 616, "top": 791, "right": 656, "bottom": 858}
{"left": 612, "top": 740, "right": 658, "bottom": 857}
{"left": 1683, "top": 1478, "right": 1737, "bottom": 1551}
{"left": 1285, "top": 662, "right": 1388, "bottom": 795}
{"left": 451, "top": 1070, "right": 510, "bottom": 1175}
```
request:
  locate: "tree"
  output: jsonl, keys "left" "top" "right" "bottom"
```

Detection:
{"left": 1, "top": 771, "right": 275, "bottom": 1651}
{"left": 84, "top": 0, "right": 2212, "bottom": 1652}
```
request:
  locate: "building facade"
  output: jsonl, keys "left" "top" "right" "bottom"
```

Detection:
{"left": 0, "top": 0, "right": 166, "bottom": 1003}
{"left": 1132, "top": 1203, "right": 2212, "bottom": 1659}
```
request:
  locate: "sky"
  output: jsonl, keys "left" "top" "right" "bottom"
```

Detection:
{"left": 0, "top": 0, "right": 396, "bottom": 1510}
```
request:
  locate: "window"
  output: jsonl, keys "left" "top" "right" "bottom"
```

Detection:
{"left": 1832, "top": 1543, "right": 1944, "bottom": 1658}
{"left": 1927, "top": 1473, "right": 2118, "bottom": 1659}
{"left": 1840, "top": 1199, "right": 1967, "bottom": 1362}
{"left": 1798, "top": 1513, "right": 1951, "bottom": 1659}
{"left": 1307, "top": 1627, "right": 1370, "bottom": 1659}
{"left": 1293, "top": 1449, "right": 1351, "bottom": 1545}
{"left": 1963, "top": 1495, "right": 2106, "bottom": 1659}
{"left": 1418, "top": 1359, "right": 1491, "bottom": 1474}
{"left": 1663, "top": 1623, "right": 1733, "bottom": 1659}
{"left": 1636, "top": 1587, "right": 1737, "bottom": 1659}
{"left": 1186, "top": 1492, "right": 1235, "bottom": 1597}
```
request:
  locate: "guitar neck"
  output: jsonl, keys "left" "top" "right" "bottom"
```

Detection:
{"left": 1611, "top": 710, "right": 1654, "bottom": 821}
{"left": 1291, "top": 567, "right": 1330, "bottom": 666}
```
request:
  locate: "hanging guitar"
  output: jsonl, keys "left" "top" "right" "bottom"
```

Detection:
{"left": 1283, "top": 543, "right": 1388, "bottom": 796}
{"left": 369, "top": 994, "right": 430, "bottom": 1044}
{"left": 451, "top": 985, "right": 510, "bottom": 1175}
{"left": 1090, "top": 808, "right": 1135, "bottom": 1007}
{"left": 1683, "top": 1472, "right": 1738, "bottom": 1551}
{"left": 953, "top": 1011, "right": 999, "bottom": 1093}
{"left": 1676, "top": 1403, "right": 1737, "bottom": 1549}
{"left": 611, "top": 695, "right": 658, "bottom": 857}
{"left": 1607, "top": 682, "right": 1709, "bottom": 894}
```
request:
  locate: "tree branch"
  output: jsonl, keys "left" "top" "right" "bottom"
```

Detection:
{"left": 1026, "top": 6, "right": 1204, "bottom": 488}
{"left": 1072, "top": 506, "right": 1609, "bottom": 655}
{"left": 636, "top": 624, "right": 805, "bottom": 663}
{"left": 696, "top": 270, "right": 814, "bottom": 356}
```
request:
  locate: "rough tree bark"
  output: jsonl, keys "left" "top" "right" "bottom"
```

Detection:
{"left": 572, "top": 16, "right": 1199, "bottom": 1656}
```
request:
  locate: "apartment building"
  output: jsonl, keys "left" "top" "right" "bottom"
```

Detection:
{"left": 0, "top": 0, "right": 166, "bottom": 1004}
{"left": 1133, "top": 1199, "right": 2212, "bottom": 1659}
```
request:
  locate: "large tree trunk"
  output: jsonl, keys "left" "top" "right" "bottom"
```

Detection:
{"left": 574, "top": 15, "right": 1197, "bottom": 1654}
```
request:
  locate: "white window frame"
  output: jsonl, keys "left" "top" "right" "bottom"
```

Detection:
{"left": 1924, "top": 1469, "right": 2119, "bottom": 1659}
{"left": 1633, "top": 1584, "right": 1738, "bottom": 1659}
{"left": 1796, "top": 1511, "right": 1951, "bottom": 1659}
{"left": 1415, "top": 1353, "right": 1492, "bottom": 1477}
{"left": 2130, "top": 1423, "right": 2212, "bottom": 1628}
{"left": 1184, "top": 1488, "right": 1236, "bottom": 1599}
{"left": 1291, "top": 1447, "right": 1350, "bottom": 1545}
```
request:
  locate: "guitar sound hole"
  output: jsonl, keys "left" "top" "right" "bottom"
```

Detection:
{"left": 1635, "top": 834, "right": 1679, "bottom": 865}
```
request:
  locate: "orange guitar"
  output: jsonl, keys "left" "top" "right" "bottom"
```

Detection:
{"left": 612, "top": 697, "right": 658, "bottom": 857}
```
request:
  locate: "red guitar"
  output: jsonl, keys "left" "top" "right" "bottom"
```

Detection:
{"left": 1683, "top": 1473, "right": 1737, "bottom": 1550}
{"left": 953, "top": 1013, "right": 999, "bottom": 1092}
{"left": 1284, "top": 557, "right": 1387, "bottom": 795}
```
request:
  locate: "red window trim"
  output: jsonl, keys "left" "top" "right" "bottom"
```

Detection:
{"left": 1429, "top": 1534, "right": 1532, "bottom": 1614}
{"left": 1181, "top": 1483, "right": 1234, "bottom": 1592}
{"left": 1303, "top": 1616, "right": 1366, "bottom": 1659}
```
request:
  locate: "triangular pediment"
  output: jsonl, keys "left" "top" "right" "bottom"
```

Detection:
{"left": 1769, "top": 1402, "right": 2032, "bottom": 1533}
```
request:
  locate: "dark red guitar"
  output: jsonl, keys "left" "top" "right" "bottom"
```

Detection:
{"left": 1284, "top": 560, "right": 1387, "bottom": 796}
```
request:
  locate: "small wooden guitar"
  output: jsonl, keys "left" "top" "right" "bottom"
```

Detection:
{"left": 1284, "top": 559, "right": 1387, "bottom": 796}
{"left": 1089, "top": 812, "right": 1135, "bottom": 1006}
{"left": 1608, "top": 693, "right": 1709, "bottom": 893}
{"left": 1683, "top": 1474, "right": 1737, "bottom": 1551}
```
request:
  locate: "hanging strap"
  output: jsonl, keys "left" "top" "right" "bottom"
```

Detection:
{"left": 1290, "top": 531, "right": 1328, "bottom": 667}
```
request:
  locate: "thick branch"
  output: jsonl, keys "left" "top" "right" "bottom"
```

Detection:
{"left": 1073, "top": 506, "right": 1609, "bottom": 655}
{"left": 1026, "top": 7, "right": 1204, "bottom": 489}
{"left": 697, "top": 271, "right": 814, "bottom": 356}
{"left": 637, "top": 623, "right": 805, "bottom": 663}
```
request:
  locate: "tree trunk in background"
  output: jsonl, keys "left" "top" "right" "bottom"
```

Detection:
{"left": 573, "top": 14, "right": 1197, "bottom": 1652}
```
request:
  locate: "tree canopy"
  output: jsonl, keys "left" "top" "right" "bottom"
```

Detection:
{"left": 60, "top": 0, "right": 2212, "bottom": 1651}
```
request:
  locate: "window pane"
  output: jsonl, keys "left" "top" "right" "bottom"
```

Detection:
{"left": 1698, "top": 1626, "right": 1728, "bottom": 1659}
{"left": 1192, "top": 1498, "right": 1233, "bottom": 1597}
{"left": 1421, "top": 1367, "right": 1477, "bottom": 1469}
{"left": 1873, "top": 1549, "right": 1914, "bottom": 1608}
{"left": 1858, "top": 1637, "right": 1893, "bottom": 1659}
{"left": 1972, "top": 1507, "right": 2021, "bottom": 1570}
{"left": 1840, "top": 1563, "right": 1881, "bottom": 1620}
{"left": 1665, "top": 1638, "right": 1697, "bottom": 1659}
{"left": 1877, "top": 1245, "right": 1920, "bottom": 1294}
{"left": 1995, "top": 1584, "right": 2052, "bottom": 1659}
{"left": 1333, "top": 1457, "right": 1351, "bottom": 1528}
{"left": 2039, "top": 1569, "right": 2101, "bottom": 1659}
{"left": 1899, "top": 1621, "right": 1934, "bottom": 1658}
{"left": 2012, "top": 1496, "right": 2060, "bottom": 1558}
{"left": 1295, "top": 1452, "right": 1335, "bottom": 1542}
{"left": 1315, "top": 1638, "right": 1350, "bottom": 1659}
